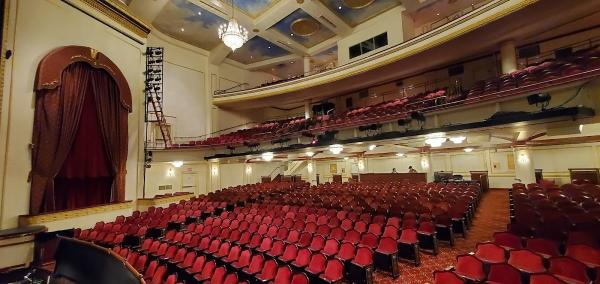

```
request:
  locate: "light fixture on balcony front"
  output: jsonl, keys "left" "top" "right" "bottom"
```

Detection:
{"left": 425, "top": 133, "right": 446, "bottom": 148}
{"left": 306, "top": 151, "right": 315, "bottom": 157}
{"left": 170, "top": 161, "right": 184, "bottom": 168}
{"left": 329, "top": 144, "right": 343, "bottom": 154}
{"left": 262, "top": 152, "right": 274, "bottom": 161}
{"left": 368, "top": 144, "right": 376, "bottom": 151}
{"left": 449, "top": 136, "right": 466, "bottom": 144}
{"left": 464, "top": 148, "right": 474, "bottom": 153}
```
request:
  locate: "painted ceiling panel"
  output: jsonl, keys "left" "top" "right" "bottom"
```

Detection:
{"left": 227, "top": 36, "right": 291, "bottom": 64}
{"left": 319, "top": 0, "right": 401, "bottom": 26}
{"left": 226, "top": 0, "right": 279, "bottom": 18}
{"left": 153, "top": 0, "right": 227, "bottom": 51}
{"left": 270, "top": 9, "right": 336, "bottom": 48}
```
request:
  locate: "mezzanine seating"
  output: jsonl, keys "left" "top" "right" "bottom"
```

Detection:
{"left": 179, "top": 46, "right": 600, "bottom": 149}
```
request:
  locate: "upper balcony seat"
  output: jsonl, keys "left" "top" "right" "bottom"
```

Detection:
{"left": 175, "top": 47, "right": 600, "bottom": 149}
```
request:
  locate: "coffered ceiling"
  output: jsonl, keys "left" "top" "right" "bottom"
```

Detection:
{"left": 127, "top": 0, "right": 480, "bottom": 78}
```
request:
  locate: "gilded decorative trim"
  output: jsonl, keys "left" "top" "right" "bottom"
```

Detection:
{"left": 18, "top": 201, "right": 133, "bottom": 226}
{"left": 137, "top": 193, "right": 195, "bottom": 207}
{"left": 214, "top": 0, "right": 538, "bottom": 103}
{"left": 0, "top": 0, "right": 10, "bottom": 128}
{"left": 63, "top": 0, "right": 151, "bottom": 38}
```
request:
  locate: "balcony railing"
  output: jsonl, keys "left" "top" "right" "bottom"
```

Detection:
{"left": 213, "top": 0, "right": 505, "bottom": 97}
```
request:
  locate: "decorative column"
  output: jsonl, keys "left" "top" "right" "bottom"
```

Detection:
{"left": 303, "top": 56, "right": 311, "bottom": 75}
{"left": 304, "top": 100, "right": 312, "bottom": 119}
{"left": 209, "top": 161, "right": 220, "bottom": 192}
{"left": 500, "top": 40, "right": 517, "bottom": 74}
{"left": 513, "top": 146, "right": 535, "bottom": 184}
{"left": 420, "top": 153, "right": 433, "bottom": 182}
{"left": 307, "top": 160, "right": 317, "bottom": 186}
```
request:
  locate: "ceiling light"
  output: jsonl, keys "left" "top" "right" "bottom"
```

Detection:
{"left": 344, "top": 157, "right": 349, "bottom": 161}
{"left": 218, "top": 1, "right": 248, "bottom": 51}
{"left": 368, "top": 144, "right": 376, "bottom": 151}
{"left": 290, "top": 61, "right": 294, "bottom": 64}
{"left": 338, "top": 6, "right": 342, "bottom": 9}
{"left": 579, "top": 124, "right": 584, "bottom": 132}
{"left": 464, "top": 148, "right": 474, "bottom": 153}
{"left": 267, "top": 46, "right": 271, "bottom": 49}
{"left": 306, "top": 151, "right": 314, "bottom": 157}
{"left": 197, "top": 11, "right": 202, "bottom": 15}
{"left": 180, "top": 27, "right": 185, "bottom": 32}
{"left": 436, "top": 13, "right": 440, "bottom": 16}
{"left": 262, "top": 152, "right": 274, "bottom": 161}
{"left": 396, "top": 153, "right": 405, "bottom": 157}
{"left": 329, "top": 144, "right": 343, "bottom": 155}
{"left": 449, "top": 136, "right": 466, "bottom": 144}
{"left": 290, "top": 33, "right": 294, "bottom": 36}
{"left": 171, "top": 161, "right": 184, "bottom": 168}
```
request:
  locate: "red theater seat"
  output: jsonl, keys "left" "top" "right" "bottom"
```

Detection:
{"left": 455, "top": 255, "right": 486, "bottom": 282}
{"left": 319, "top": 259, "right": 344, "bottom": 283}
{"left": 548, "top": 257, "right": 591, "bottom": 284}
{"left": 486, "top": 263, "right": 523, "bottom": 284}
{"left": 433, "top": 270, "right": 465, "bottom": 284}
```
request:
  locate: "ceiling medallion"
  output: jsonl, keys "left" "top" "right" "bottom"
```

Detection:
{"left": 290, "top": 18, "right": 320, "bottom": 37}
{"left": 342, "top": 0, "right": 375, "bottom": 9}
{"left": 218, "top": 0, "right": 249, "bottom": 51}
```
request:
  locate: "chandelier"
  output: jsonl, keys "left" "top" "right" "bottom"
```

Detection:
{"left": 218, "top": 0, "right": 248, "bottom": 52}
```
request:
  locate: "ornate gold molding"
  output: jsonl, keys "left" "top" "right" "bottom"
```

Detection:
{"left": 137, "top": 193, "right": 195, "bottom": 207}
{"left": 0, "top": 0, "right": 10, "bottom": 127}
{"left": 63, "top": 0, "right": 151, "bottom": 38}
{"left": 18, "top": 201, "right": 133, "bottom": 226}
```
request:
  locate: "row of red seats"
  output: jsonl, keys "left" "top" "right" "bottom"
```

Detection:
{"left": 434, "top": 181, "right": 600, "bottom": 284}
{"left": 74, "top": 181, "right": 480, "bottom": 283}
{"left": 181, "top": 46, "right": 600, "bottom": 148}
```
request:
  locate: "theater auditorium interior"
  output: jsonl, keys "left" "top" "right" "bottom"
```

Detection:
{"left": 1, "top": 0, "right": 600, "bottom": 283}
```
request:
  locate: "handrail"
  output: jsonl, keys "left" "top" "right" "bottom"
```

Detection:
{"left": 214, "top": 82, "right": 250, "bottom": 95}
{"left": 518, "top": 36, "right": 600, "bottom": 68}
{"left": 213, "top": 0, "right": 505, "bottom": 97}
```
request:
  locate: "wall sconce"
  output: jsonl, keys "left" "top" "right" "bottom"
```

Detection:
{"left": 211, "top": 165, "right": 219, "bottom": 176}
{"left": 420, "top": 157, "right": 429, "bottom": 169}
{"left": 518, "top": 153, "right": 529, "bottom": 164}
{"left": 307, "top": 162, "right": 313, "bottom": 173}
{"left": 167, "top": 167, "right": 175, "bottom": 177}
{"left": 245, "top": 164, "right": 252, "bottom": 175}
{"left": 358, "top": 159, "right": 365, "bottom": 171}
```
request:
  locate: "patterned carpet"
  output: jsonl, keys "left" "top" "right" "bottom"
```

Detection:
{"left": 374, "top": 189, "right": 510, "bottom": 284}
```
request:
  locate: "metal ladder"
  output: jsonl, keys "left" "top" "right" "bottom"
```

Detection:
{"left": 145, "top": 47, "right": 172, "bottom": 148}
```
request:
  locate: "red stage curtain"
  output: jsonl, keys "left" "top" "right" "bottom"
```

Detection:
{"left": 91, "top": 69, "right": 129, "bottom": 203}
{"left": 30, "top": 63, "right": 91, "bottom": 213}
{"left": 54, "top": 82, "right": 112, "bottom": 211}
{"left": 30, "top": 61, "right": 128, "bottom": 214}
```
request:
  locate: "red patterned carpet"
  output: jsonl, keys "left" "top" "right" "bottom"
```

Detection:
{"left": 374, "top": 189, "right": 510, "bottom": 284}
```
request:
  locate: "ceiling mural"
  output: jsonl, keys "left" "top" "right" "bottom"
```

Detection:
{"left": 319, "top": 0, "right": 402, "bottom": 26}
{"left": 270, "top": 9, "right": 336, "bottom": 48}
{"left": 224, "top": 0, "right": 279, "bottom": 18}
{"left": 153, "top": 0, "right": 227, "bottom": 51}
{"left": 227, "top": 36, "right": 291, "bottom": 64}
{"left": 312, "top": 46, "right": 338, "bottom": 69}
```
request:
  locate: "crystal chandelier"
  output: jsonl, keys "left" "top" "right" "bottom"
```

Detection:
{"left": 218, "top": 0, "right": 248, "bottom": 52}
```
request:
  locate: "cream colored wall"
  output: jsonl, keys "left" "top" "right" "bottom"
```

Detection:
{"left": 203, "top": 142, "right": 600, "bottom": 190}
{"left": 338, "top": 6, "right": 406, "bottom": 65}
{"left": 0, "top": 0, "right": 145, "bottom": 229}
{"left": 147, "top": 32, "right": 209, "bottom": 139}
{"left": 144, "top": 162, "right": 208, "bottom": 198}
